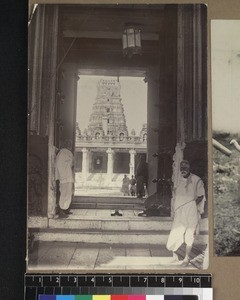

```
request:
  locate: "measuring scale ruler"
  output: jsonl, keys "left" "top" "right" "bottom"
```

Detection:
{"left": 25, "top": 274, "right": 212, "bottom": 300}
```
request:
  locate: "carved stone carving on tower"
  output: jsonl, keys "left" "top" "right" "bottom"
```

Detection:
{"left": 97, "top": 79, "right": 121, "bottom": 97}
{"left": 88, "top": 79, "right": 128, "bottom": 138}
{"left": 140, "top": 123, "right": 147, "bottom": 141}
{"left": 76, "top": 122, "right": 81, "bottom": 137}
{"left": 131, "top": 129, "right": 136, "bottom": 136}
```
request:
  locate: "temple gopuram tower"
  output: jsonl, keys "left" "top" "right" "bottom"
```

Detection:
{"left": 88, "top": 79, "right": 128, "bottom": 139}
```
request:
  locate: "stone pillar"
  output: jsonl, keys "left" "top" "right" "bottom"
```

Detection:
{"left": 44, "top": 6, "right": 59, "bottom": 219}
{"left": 129, "top": 149, "right": 136, "bottom": 177}
{"left": 107, "top": 148, "right": 114, "bottom": 185}
{"left": 146, "top": 68, "right": 160, "bottom": 197}
{"left": 29, "top": 5, "right": 45, "bottom": 134}
{"left": 28, "top": 5, "right": 60, "bottom": 219}
{"left": 82, "top": 148, "right": 88, "bottom": 184}
{"left": 177, "top": 5, "right": 185, "bottom": 145}
{"left": 177, "top": 4, "right": 207, "bottom": 142}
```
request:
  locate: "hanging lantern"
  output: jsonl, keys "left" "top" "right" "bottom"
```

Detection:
{"left": 122, "top": 25, "right": 142, "bottom": 58}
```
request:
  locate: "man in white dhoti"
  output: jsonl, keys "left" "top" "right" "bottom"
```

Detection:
{"left": 55, "top": 139, "right": 74, "bottom": 218}
{"left": 166, "top": 160, "right": 206, "bottom": 267}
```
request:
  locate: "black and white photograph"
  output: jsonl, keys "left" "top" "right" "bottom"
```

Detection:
{"left": 212, "top": 20, "right": 240, "bottom": 256}
{"left": 27, "top": 4, "right": 208, "bottom": 271}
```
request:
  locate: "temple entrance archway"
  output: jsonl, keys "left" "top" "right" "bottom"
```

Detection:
{"left": 28, "top": 4, "right": 207, "bottom": 219}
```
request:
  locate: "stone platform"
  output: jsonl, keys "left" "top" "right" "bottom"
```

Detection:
{"left": 29, "top": 209, "right": 208, "bottom": 245}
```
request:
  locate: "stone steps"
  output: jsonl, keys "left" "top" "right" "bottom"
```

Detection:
{"left": 73, "top": 195, "right": 144, "bottom": 203}
{"left": 28, "top": 210, "right": 208, "bottom": 270}
{"left": 29, "top": 210, "right": 208, "bottom": 246}
{"left": 29, "top": 215, "right": 175, "bottom": 230}
{"left": 48, "top": 217, "right": 174, "bottom": 231}
{"left": 46, "top": 217, "right": 208, "bottom": 231}
{"left": 29, "top": 210, "right": 208, "bottom": 230}
{"left": 31, "top": 228, "right": 208, "bottom": 245}
{"left": 72, "top": 195, "right": 145, "bottom": 210}
{"left": 71, "top": 203, "right": 144, "bottom": 209}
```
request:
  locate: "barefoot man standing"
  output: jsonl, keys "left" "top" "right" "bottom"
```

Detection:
{"left": 166, "top": 160, "right": 206, "bottom": 267}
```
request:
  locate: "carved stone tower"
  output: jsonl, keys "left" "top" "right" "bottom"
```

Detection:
{"left": 88, "top": 79, "right": 128, "bottom": 138}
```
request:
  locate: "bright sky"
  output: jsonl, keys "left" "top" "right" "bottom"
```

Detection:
{"left": 211, "top": 20, "right": 240, "bottom": 134}
{"left": 76, "top": 75, "right": 147, "bottom": 135}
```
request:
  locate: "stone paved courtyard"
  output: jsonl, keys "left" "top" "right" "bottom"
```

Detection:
{"left": 28, "top": 241, "right": 198, "bottom": 271}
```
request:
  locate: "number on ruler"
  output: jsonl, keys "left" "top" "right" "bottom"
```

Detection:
{"left": 108, "top": 277, "right": 112, "bottom": 283}
{"left": 38, "top": 277, "right": 41, "bottom": 283}
{"left": 193, "top": 277, "right": 201, "bottom": 284}
{"left": 91, "top": 277, "right": 95, "bottom": 283}
{"left": 178, "top": 277, "right": 183, "bottom": 283}
{"left": 56, "top": 277, "right": 60, "bottom": 284}
{"left": 74, "top": 277, "right": 77, "bottom": 283}
{"left": 144, "top": 277, "right": 147, "bottom": 283}
{"left": 161, "top": 277, "right": 165, "bottom": 284}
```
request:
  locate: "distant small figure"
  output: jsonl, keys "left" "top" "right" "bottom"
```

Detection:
{"left": 136, "top": 156, "right": 148, "bottom": 198}
{"left": 143, "top": 183, "right": 148, "bottom": 198}
{"left": 111, "top": 175, "right": 131, "bottom": 217}
{"left": 130, "top": 175, "right": 137, "bottom": 196}
{"left": 121, "top": 174, "right": 130, "bottom": 196}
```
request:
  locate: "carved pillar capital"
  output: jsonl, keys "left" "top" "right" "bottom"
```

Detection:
{"left": 129, "top": 149, "right": 137, "bottom": 155}
{"left": 106, "top": 147, "right": 114, "bottom": 155}
{"left": 81, "top": 147, "right": 88, "bottom": 154}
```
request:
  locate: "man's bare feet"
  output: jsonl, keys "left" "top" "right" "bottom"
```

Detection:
{"left": 169, "top": 252, "right": 180, "bottom": 263}
{"left": 181, "top": 258, "right": 190, "bottom": 267}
